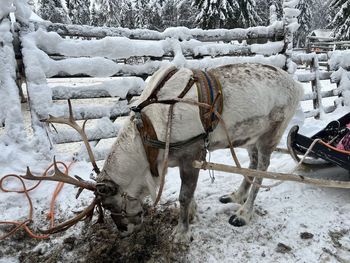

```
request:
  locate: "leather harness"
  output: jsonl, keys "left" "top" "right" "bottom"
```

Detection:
{"left": 131, "top": 68, "right": 223, "bottom": 178}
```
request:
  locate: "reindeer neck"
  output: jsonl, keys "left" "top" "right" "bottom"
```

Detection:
{"left": 101, "top": 117, "right": 151, "bottom": 197}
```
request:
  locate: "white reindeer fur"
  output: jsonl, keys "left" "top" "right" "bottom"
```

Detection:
{"left": 99, "top": 63, "right": 303, "bottom": 236}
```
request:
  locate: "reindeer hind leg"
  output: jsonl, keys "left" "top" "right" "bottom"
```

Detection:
{"left": 229, "top": 121, "right": 285, "bottom": 227}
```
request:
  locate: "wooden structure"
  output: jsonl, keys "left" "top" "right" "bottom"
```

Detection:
{"left": 2, "top": 0, "right": 349, "bottom": 161}
{"left": 306, "top": 29, "right": 350, "bottom": 53}
{"left": 9, "top": 1, "right": 300, "bottom": 160}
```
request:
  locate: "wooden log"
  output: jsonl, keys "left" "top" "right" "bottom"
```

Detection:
{"left": 309, "top": 40, "right": 350, "bottom": 45}
{"left": 51, "top": 79, "right": 144, "bottom": 100}
{"left": 193, "top": 161, "right": 350, "bottom": 189}
{"left": 37, "top": 101, "right": 130, "bottom": 121}
{"left": 302, "top": 89, "right": 338, "bottom": 101}
{"left": 310, "top": 57, "right": 322, "bottom": 119}
{"left": 46, "top": 40, "right": 284, "bottom": 61}
{"left": 52, "top": 123, "right": 120, "bottom": 144}
{"left": 295, "top": 71, "right": 332, "bottom": 82}
{"left": 292, "top": 53, "right": 328, "bottom": 64}
{"left": 304, "top": 105, "right": 336, "bottom": 118}
{"left": 34, "top": 21, "right": 285, "bottom": 42}
{"left": 76, "top": 144, "right": 110, "bottom": 161}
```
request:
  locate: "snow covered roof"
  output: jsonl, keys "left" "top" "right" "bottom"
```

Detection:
{"left": 309, "top": 29, "right": 334, "bottom": 40}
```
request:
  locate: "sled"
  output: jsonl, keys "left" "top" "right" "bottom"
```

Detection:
{"left": 287, "top": 112, "right": 350, "bottom": 172}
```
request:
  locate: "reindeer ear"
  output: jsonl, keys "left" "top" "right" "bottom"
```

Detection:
{"left": 145, "top": 172, "right": 157, "bottom": 202}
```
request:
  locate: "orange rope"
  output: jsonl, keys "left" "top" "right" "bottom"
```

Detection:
{"left": 0, "top": 161, "right": 75, "bottom": 240}
{"left": 47, "top": 161, "right": 75, "bottom": 228}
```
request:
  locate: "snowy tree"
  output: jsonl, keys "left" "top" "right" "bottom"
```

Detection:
{"left": 194, "top": 0, "right": 262, "bottom": 29}
{"left": 90, "top": 0, "right": 122, "bottom": 27}
{"left": 37, "top": 0, "right": 71, "bottom": 23}
{"left": 328, "top": 0, "right": 350, "bottom": 40}
{"left": 177, "top": 0, "right": 198, "bottom": 29}
{"left": 161, "top": 0, "right": 178, "bottom": 28}
{"left": 148, "top": 0, "right": 166, "bottom": 30}
{"left": 255, "top": 0, "right": 283, "bottom": 25}
{"left": 134, "top": 0, "right": 150, "bottom": 28}
{"left": 294, "top": 0, "right": 315, "bottom": 47}
{"left": 313, "top": 0, "right": 333, "bottom": 30}
{"left": 120, "top": 0, "right": 135, "bottom": 28}
{"left": 66, "top": 0, "right": 90, "bottom": 25}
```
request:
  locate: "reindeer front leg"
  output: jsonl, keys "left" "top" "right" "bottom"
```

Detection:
{"left": 173, "top": 156, "right": 201, "bottom": 243}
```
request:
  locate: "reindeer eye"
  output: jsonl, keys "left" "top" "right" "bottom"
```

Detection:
{"left": 96, "top": 180, "right": 118, "bottom": 196}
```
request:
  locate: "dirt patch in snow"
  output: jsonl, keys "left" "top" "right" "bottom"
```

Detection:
{"left": 2, "top": 204, "right": 189, "bottom": 263}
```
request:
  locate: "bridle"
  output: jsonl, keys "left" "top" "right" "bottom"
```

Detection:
{"left": 96, "top": 181, "right": 143, "bottom": 218}
{"left": 110, "top": 192, "right": 143, "bottom": 218}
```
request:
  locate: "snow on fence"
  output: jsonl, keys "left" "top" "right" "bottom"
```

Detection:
{"left": 292, "top": 51, "right": 350, "bottom": 119}
{"left": 0, "top": 18, "right": 27, "bottom": 146}
{"left": 15, "top": 2, "right": 302, "bottom": 160}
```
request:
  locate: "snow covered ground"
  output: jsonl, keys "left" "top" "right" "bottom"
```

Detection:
{"left": 1, "top": 79, "right": 350, "bottom": 262}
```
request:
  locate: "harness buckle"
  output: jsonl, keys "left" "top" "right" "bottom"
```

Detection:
{"left": 130, "top": 106, "right": 141, "bottom": 113}
{"left": 204, "top": 135, "right": 210, "bottom": 150}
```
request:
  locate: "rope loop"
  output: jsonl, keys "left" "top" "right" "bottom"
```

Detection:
{"left": 0, "top": 160, "right": 75, "bottom": 240}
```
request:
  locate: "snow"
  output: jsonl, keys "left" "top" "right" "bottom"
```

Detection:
{"left": 0, "top": 0, "right": 32, "bottom": 22}
{"left": 0, "top": 19, "right": 26, "bottom": 144}
{"left": 52, "top": 77, "right": 145, "bottom": 99}
{"left": 329, "top": 50, "right": 350, "bottom": 71}
{"left": 2, "top": 1, "right": 350, "bottom": 260}
{"left": 0, "top": 108, "right": 350, "bottom": 262}
{"left": 1, "top": 73, "right": 350, "bottom": 262}
{"left": 0, "top": 0, "right": 16, "bottom": 20}
{"left": 283, "top": 0, "right": 300, "bottom": 9}
{"left": 284, "top": 7, "right": 301, "bottom": 19}
{"left": 331, "top": 68, "right": 350, "bottom": 106}
{"left": 31, "top": 29, "right": 166, "bottom": 59}
{"left": 310, "top": 29, "right": 334, "bottom": 39}
{"left": 250, "top": 41, "right": 284, "bottom": 56}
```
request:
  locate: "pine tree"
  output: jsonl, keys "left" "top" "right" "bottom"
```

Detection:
{"left": 66, "top": 0, "right": 90, "bottom": 25}
{"left": 177, "top": 0, "right": 198, "bottom": 29}
{"left": 99, "top": 0, "right": 122, "bottom": 27}
{"left": 37, "top": 0, "right": 71, "bottom": 23}
{"left": 162, "top": 0, "right": 178, "bottom": 28}
{"left": 313, "top": 0, "right": 333, "bottom": 30}
{"left": 134, "top": 0, "right": 150, "bottom": 28}
{"left": 295, "top": 0, "right": 314, "bottom": 47}
{"left": 194, "top": 0, "right": 262, "bottom": 29}
{"left": 255, "top": 0, "right": 283, "bottom": 26}
{"left": 90, "top": 0, "right": 122, "bottom": 27}
{"left": 148, "top": 0, "right": 165, "bottom": 30}
{"left": 328, "top": 0, "right": 350, "bottom": 40}
{"left": 120, "top": 0, "right": 135, "bottom": 29}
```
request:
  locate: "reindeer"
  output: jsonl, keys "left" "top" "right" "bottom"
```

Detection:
{"left": 24, "top": 63, "right": 303, "bottom": 243}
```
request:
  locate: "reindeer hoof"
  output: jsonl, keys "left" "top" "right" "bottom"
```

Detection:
{"left": 172, "top": 226, "right": 193, "bottom": 244}
{"left": 228, "top": 215, "right": 247, "bottom": 227}
{"left": 219, "top": 194, "right": 233, "bottom": 204}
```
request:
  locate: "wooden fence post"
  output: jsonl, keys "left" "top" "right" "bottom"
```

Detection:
{"left": 283, "top": 0, "right": 300, "bottom": 73}
{"left": 311, "top": 56, "right": 323, "bottom": 119}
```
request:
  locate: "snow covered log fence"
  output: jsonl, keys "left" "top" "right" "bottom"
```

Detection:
{"left": 33, "top": 21, "right": 285, "bottom": 43}
{"left": 292, "top": 51, "right": 350, "bottom": 119}
{"left": 193, "top": 161, "right": 350, "bottom": 189}
{"left": 17, "top": 16, "right": 296, "bottom": 159}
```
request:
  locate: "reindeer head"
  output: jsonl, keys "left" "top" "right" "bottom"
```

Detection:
{"left": 96, "top": 179, "right": 144, "bottom": 235}
{"left": 21, "top": 100, "right": 145, "bottom": 235}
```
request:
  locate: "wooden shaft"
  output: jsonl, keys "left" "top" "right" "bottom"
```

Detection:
{"left": 193, "top": 160, "right": 350, "bottom": 189}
